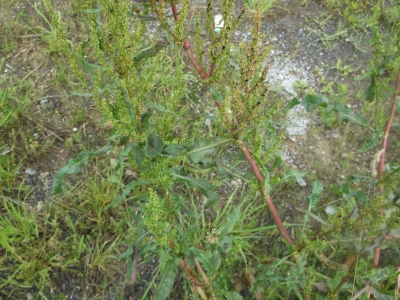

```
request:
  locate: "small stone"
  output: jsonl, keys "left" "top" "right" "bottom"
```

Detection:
{"left": 36, "top": 201, "right": 44, "bottom": 214}
{"left": 204, "top": 118, "right": 212, "bottom": 129}
{"left": 296, "top": 177, "right": 307, "bottom": 187}
{"left": 26, "top": 168, "right": 37, "bottom": 175}
{"left": 325, "top": 206, "right": 336, "bottom": 215}
{"left": 331, "top": 133, "right": 340, "bottom": 138}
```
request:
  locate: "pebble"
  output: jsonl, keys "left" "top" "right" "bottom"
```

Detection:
{"left": 296, "top": 177, "right": 307, "bottom": 187}
{"left": 26, "top": 168, "right": 37, "bottom": 175}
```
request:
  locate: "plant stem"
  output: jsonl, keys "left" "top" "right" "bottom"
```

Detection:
{"left": 377, "top": 69, "right": 400, "bottom": 179}
{"left": 373, "top": 68, "right": 400, "bottom": 267}
{"left": 194, "top": 257, "right": 217, "bottom": 300}
{"left": 238, "top": 140, "right": 293, "bottom": 244}
{"left": 329, "top": 257, "right": 358, "bottom": 300}
{"left": 168, "top": 4, "right": 292, "bottom": 244}
{"left": 171, "top": 5, "right": 209, "bottom": 79}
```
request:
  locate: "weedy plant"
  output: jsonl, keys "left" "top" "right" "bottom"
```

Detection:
{"left": 1, "top": 0, "right": 400, "bottom": 299}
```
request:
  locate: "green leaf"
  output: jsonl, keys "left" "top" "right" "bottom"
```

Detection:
{"left": 321, "top": 108, "right": 336, "bottom": 127}
{"left": 218, "top": 235, "right": 233, "bottom": 255}
{"left": 210, "top": 87, "right": 223, "bottom": 103}
{"left": 358, "top": 130, "right": 383, "bottom": 153}
{"left": 330, "top": 102, "right": 370, "bottom": 127}
{"left": 335, "top": 184, "right": 367, "bottom": 205}
{"left": 78, "top": 51, "right": 105, "bottom": 80}
{"left": 216, "top": 162, "right": 235, "bottom": 178}
{"left": 302, "top": 94, "right": 329, "bottom": 112}
{"left": 364, "top": 75, "right": 376, "bottom": 102}
{"left": 147, "top": 101, "right": 177, "bottom": 115}
{"left": 377, "top": 54, "right": 395, "bottom": 76}
{"left": 282, "top": 170, "right": 307, "bottom": 183}
{"left": 231, "top": 292, "right": 244, "bottom": 300}
{"left": 104, "top": 180, "right": 152, "bottom": 210}
{"left": 354, "top": 71, "right": 371, "bottom": 81}
{"left": 163, "top": 144, "right": 187, "bottom": 156}
{"left": 351, "top": 190, "right": 367, "bottom": 204}
{"left": 52, "top": 141, "right": 118, "bottom": 195}
{"left": 346, "top": 174, "right": 372, "bottom": 183}
{"left": 260, "top": 169, "right": 271, "bottom": 194}
{"left": 133, "top": 146, "right": 144, "bottom": 168}
{"left": 287, "top": 253, "right": 307, "bottom": 293}
{"left": 52, "top": 151, "right": 90, "bottom": 194}
{"left": 155, "top": 258, "right": 179, "bottom": 300}
{"left": 306, "top": 181, "right": 323, "bottom": 211}
{"left": 119, "top": 244, "right": 133, "bottom": 260}
{"left": 78, "top": 56, "right": 95, "bottom": 79}
{"left": 218, "top": 205, "right": 241, "bottom": 236}
{"left": 83, "top": 6, "right": 104, "bottom": 13}
{"left": 286, "top": 97, "right": 300, "bottom": 112}
{"left": 188, "top": 137, "right": 231, "bottom": 163}
{"left": 140, "top": 109, "right": 153, "bottom": 131}
{"left": 108, "top": 174, "right": 122, "bottom": 185}
{"left": 172, "top": 174, "right": 219, "bottom": 206}
{"left": 71, "top": 92, "right": 92, "bottom": 97}
{"left": 298, "top": 208, "right": 330, "bottom": 226}
{"left": 189, "top": 178, "right": 219, "bottom": 206}
{"left": 133, "top": 40, "right": 168, "bottom": 62}
{"left": 144, "top": 134, "right": 164, "bottom": 158}
{"left": 270, "top": 155, "right": 282, "bottom": 170}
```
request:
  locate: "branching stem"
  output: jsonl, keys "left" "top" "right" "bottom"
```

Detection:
{"left": 168, "top": 4, "right": 292, "bottom": 245}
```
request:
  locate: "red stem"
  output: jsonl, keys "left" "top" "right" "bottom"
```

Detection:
{"left": 378, "top": 70, "right": 400, "bottom": 179}
{"left": 129, "top": 246, "right": 138, "bottom": 284}
{"left": 238, "top": 140, "right": 292, "bottom": 244}
{"left": 171, "top": 6, "right": 208, "bottom": 79}
{"left": 209, "top": 62, "right": 215, "bottom": 77}
{"left": 194, "top": 257, "right": 217, "bottom": 300}
{"left": 171, "top": 5, "right": 178, "bottom": 21}
{"left": 373, "top": 69, "right": 400, "bottom": 267}
{"left": 182, "top": 40, "right": 209, "bottom": 79}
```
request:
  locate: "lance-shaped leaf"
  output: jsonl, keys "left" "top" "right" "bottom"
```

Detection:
{"left": 187, "top": 137, "right": 231, "bottom": 163}
{"left": 144, "top": 134, "right": 164, "bottom": 158}
{"left": 286, "top": 97, "right": 300, "bottom": 112}
{"left": 210, "top": 87, "right": 223, "bottom": 103}
{"left": 216, "top": 162, "right": 235, "bottom": 178}
{"left": 364, "top": 75, "right": 376, "bottom": 102}
{"left": 52, "top": 150, "right": 90, "bottom": 194}
{"left": 155, "top": 258, "right": 179, "bottom": 300}
{"left": 329, "top": 102, "right": 370, "bottom": 127}
{"left": 162, "top": 144, "right": 187, "bottom": 156}
{"left": 104, "top": 180, "right": 152, "bottom": 210}
{"left": 302, "top": 94, "right": 329, "bottom": 112}
{"left": 358, "top": 129, "right": 383, "bottom": 153}
{"left": 282, "top": 169, "right": 307, "bottom": 183}
{"left": 133, "top": 39, "right": 169, "bottom": 63}
{"left": 218, "top": 205, "right": 241, "bottom": 237}
{"left": 172, "top": 174, "right": 219, "bottom": 205}
{"left": 78, "top": 55, "right": 105, "bottom": 80}
{"left": 52, "top": 142, "right": 115, "bottom": 195}
{"left": 306, "top": 181, "right": 323, "bottom": 211}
